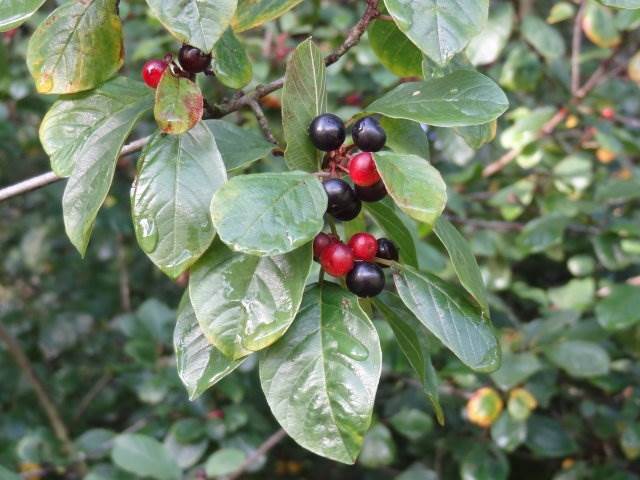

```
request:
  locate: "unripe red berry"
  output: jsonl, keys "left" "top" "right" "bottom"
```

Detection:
{"left": 320, "top": 243, "right": 354, "bottom": 277}
{"left": 348, "top": 152, "right": 380, "bottom": 187}
{"left": 348, "top": 233, "right": 378, "bottom": 261}
{"left": 313, "top": 233, "right": 339, "bottom": 260}
{"left": 142, "top": 59, "right": 168, "bottom": 88}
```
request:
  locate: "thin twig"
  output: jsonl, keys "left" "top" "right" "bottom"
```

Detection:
{"left": 227, "top": 429, "right": 288, "bottom": 480}
{"left": 0, "top": 324, "right": 74, "bottom": 456}
{"left": 571, "top": 0, "right": 587, "bottom": 96}
{"left": 72, "top": 372, "right": 113, "bottom": 422}
{"left": 248, "top": 99, "right": 278, "bottom": 144}
{"left": 116, "top": 234, "right": 132, "bottom": 312}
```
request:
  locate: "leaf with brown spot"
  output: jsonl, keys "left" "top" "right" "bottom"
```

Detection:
{"left": 154, "top": 70, "right": 204, "bottom": 135}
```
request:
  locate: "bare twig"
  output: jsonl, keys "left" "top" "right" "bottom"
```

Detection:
{"left": 248, "top": 99, "right": 278, "bottom": 145}
{"left": 72, "top": 372, "right": 113, "bottom": 422}
{"left": 571, "top": 0, "right": 587, "bottom": 96}
{"left": 0, "top": 324, "right": 74, "bottom": 456}
{"left": 227, "top": 429, "right": 288, "bottom": 480}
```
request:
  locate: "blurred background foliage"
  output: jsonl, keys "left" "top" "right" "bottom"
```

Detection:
{"left": 1, "top": 0, "right": 640, "bottom": 479}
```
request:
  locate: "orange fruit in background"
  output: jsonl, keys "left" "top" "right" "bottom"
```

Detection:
{"left": 596, "top": 148, "right": 616, "bottom": 164}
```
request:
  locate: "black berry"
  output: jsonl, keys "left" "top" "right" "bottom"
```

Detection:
{"left": 309, "top": 113, "right": 346, "bottom": 151}
{"left": 323, "top": 179, "right": 357, "bottom": 214}
{"left": 346, "top": 262, "right": 386, "bottom": 297}
{"left": 355, "top": 180, "right": 387, "bottom": 202}
{"left": 179, "top": 45, "right": 212, "bottom": 74}
{"left": 332, "top": 197, "right": 362, "bottom": 222}
{"left": 352, "top": 116, "right": 386, "bottom": 152}
{"left": 376, "top": 238, "right": 399, "bottom": 266}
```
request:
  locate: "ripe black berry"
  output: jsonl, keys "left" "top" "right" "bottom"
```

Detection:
{"left": 308, "top": 113, "right": 346, "bottom": 151}
{"left": 323, "top": 178, "right": 356, "bottom": 213}
{"left": 376, "top": 238, "right": 399, "bottom": 266}
{"left": 355, "top": 180, "right": 387, "bottom": 202}
{"left": 346, "top": 262, "right": 385, "bottom": 297}
{"left": 352, "top": 116, "right": 386, "bottom": 152}
{"left": 179, "top": 45, "right": 212, "bottom": 74}
{"left": 332, "top": 198, "right": 362, "bottom": 222}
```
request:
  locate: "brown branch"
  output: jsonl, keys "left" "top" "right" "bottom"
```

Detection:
{"left": 227, "top": 429, "right": 288, "bottom": 480}
{"left": 0, "top": 324, "right": 74, "bottom": 456}
{"left": 571, "top": 0, "right": 587, "bottom": 96}
{"left": 116, "top": 234, "right": 132, "bottom": 312}
{"left": 248, "top": 99, "right": 278, "bottom": 145}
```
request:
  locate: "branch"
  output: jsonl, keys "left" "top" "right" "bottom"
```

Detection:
{"left": 227, "top": 429, "right": 288, "bottom": 480}
{"left": 571, "top": 0, "right": 587, "bottom": 96}
{"left": 0, "top": 324, "right": 74, "bottom": 456}
{"left": 248, "top": 99, "right": 278, "bottom": 145}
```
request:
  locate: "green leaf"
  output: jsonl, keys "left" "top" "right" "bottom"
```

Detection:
{"left": 0, "top": 0, "right": 46, "bottom": 31}
{"left": 368, "top": 19, "right": 422, "bottom": 77}
{"left": 145, "top": 0, "right": 236, "bottom": 53}
{"left": 517, "top": 214, "right": 569, "bottom": 254}
{"left": 26, "top": 0, "right": 123, "bottom": 94}
{"left": 393, "top": 266, "right": 500, "bottom": 372}
{"left": 367, "top": 70, "right": 509, "bottom": 127}
{"left": 132, "top": 123, "right": 227, "bottom": 278}
{"left": 544, "top": 340, "right": 610, "bottom": 378}
{"left": 434, "top": 217, "right": 489, "bottom": 316}
{"left": 389, "top": 408, "right": 433, "bottom": 441}
{"left": 111, "top": 434, "right": 181, "bottom": 480}
{"left": 232, "top": 0, "right": 303, "bottom": 32}
{"left": 621, "top": 423, "right": 640, "bottom": 460}
{"left": 491, "top": 413, "right": 526, "bottom": 452}
{"left": 213, "top": 28, "right": 252, "bottom": 89}
{"left": 259, "top": 283, "right": 382, "bottom": 464}
{"left": 205, "top": 448, "right": 246, "bottom": 476}
{"left": 358, "top": 423, "right": 396, "bottom": 468}
{"left": 525, "top": 415, "right": 577, "bottom": 458}
{"left": 460, "top": 445, "right": 509, "bottom": 480}
{"left": 211, "top": 171, "right": 326, "bottom": 256}
{"left": 455, "top": 121, "right": 497, "bottom": 149}
{"left": 383, "top": 0, "right": 489, "bottom": 65}
{"left": 154, "top": 71, "right": 203, "bottom": 135}
{"left": 521, "top": 15, "right": 566, "bottom": 60}
{"left": 189, "top": 239, "right": 312, "bottom": 359}
{"left": 174, "top": 294, "right": 245, "bottom": 400}
{"left": 0, "top": 466, "right": 20, "bottom": 480}
{"left": 490, "top": 352, "right": 542, "bottom": 391}
{"left": 374, "top": 292, "right": 444, "bottom": 424}
{"left": 379, "top": 117, "right": 429, "bottom": 159}
{"left": 204, "top": 119, "right": 273, "bottom": 173}
{"left": 466, "top": 3, "right": 515, "bottom": 66}
{"left": 584, "top": 0, "right": 622, "bottom": 48}
{"left": 282, "top": 39, "right": 327, "bottom": 172}
{"left": 40, "top": 76, "right": 153, "bottom": 178}
{"left": 596, "top": 285, "right": 640, "bottom": 331}
{"left": 364, "top": 200, "right": 418, "bottom": 268}
{"left": 602, "top": 0, "right": 640, "bottom": 7}
{"left": 374, "top": 151, "right": 447, "bottom": 226}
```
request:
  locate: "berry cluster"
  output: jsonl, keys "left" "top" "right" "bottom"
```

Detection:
{"left": 313, "top": 232, "right": 399, "bottom": 298}
{"left": 141, "top": 45, "right": 212, "bottom": 88}
{"left": 308, "top": 113, "right": 388, "bottom": 222}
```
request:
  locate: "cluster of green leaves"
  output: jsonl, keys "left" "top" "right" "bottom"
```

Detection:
{"left": 1, "top": 0, "right": 640, "bottom": 478}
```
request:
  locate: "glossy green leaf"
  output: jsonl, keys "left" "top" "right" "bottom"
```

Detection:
{"left": 131, "top": 123, "right": 227, "bottom": 278}
{"left": 364, "top": 200, "right": 418, "bottom": 268}
{"left": 596, "top": 285, "right": 640, "bottom": 331}
{"left": 213, "top": 28, "right": 252, "bottom": 89}
{"left": 434, "top": 217, "right": 489, "bottom": 316}
{"left": 389, "top": 408, "right": 433, "bottom": 440}
{"left": 189, "top": 239, "right": 312, "bottom": 359}
{"left": 393, "top": 266, "right": 500, "bottom": 372}
{"left": 383, "top": 0, "right": 489, "bottom": 65}
{"left": 358, "top": 423, "right": 396, "bottom": 468}
{"left": 525, "top": 415, "right": 577, "bottom": 458}
{"left": 521, "top": 16, "right": 566, "bottom": 60}
{"left": 455, "top": 121, "right": 497, "bottom": 149}
{"left": 490, "top": 352, "right": 542, "bottom": 391}
{"left": 204, "top": 119, "right": 273, "bottom": 173}
{"left": 466, "top": 3, "right": 514, "bottom": 66}
{"left": 26, "top": 0, "right": 123, "bottom": 94}
{"left": 111, "top": 434, "right": 181, "bottom": 480}
{"left": 232, "top": 0, "right": 303, "bottom": 32}
{"left": 544, "top": 340, "right": 610, "bottom": 378}
{"left": 0, "top": 0, "right": 46, "bottom": 31}
{"left": 374, "top": 151, "right": 446, "bottom": 226}
{"left": 211, "top": 171, "right": 326, "bottom": 256}
{"left": 374, "top": 292, "right": 444, "bottom": 424}
{"left": 368, "top": 19, "right": 422, "bottom": 77}
{"left": 40, "top": 76, "right": 153, "bottom": 178}
{"left": 367, "top": 70, "right": 509, "bottom": 127}
{"left": 174, "top": 294, "right": 244, "bottom": 400}
{"left": 491, "top": 413, "right": 527, "bottom": 452}
{"left": 154, "top": 71, "right": 203, "bottom": 135}
{"left": 259, "top": 283, "right": 382, "bottom": 464}
{"left": 379, "top": 117, "right": 429, "bottom": 159}
{"left": 145, "top": 0, "right": 236, "bottom": 52}
{"left": 282, "top": 39, "right": 327, "bottom": 172}
{"left": 205, "top": 448, "right": 246, "bottom": 476}
{"left": 602, "top": 0, "right": 640, "bottom": 7}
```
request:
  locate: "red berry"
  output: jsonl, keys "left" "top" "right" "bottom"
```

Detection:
{"left": 601, "top": 106, "right": 615, "bottom": 120}
{"left": 320, "top": 243, "right": 354, "bottom": 277}
{"left": 142, "top": 59, "right": 168, "bottom": 88}
{"left": 348, "top": 152, "right": 380, "bottom": 187}
{"left": 348, "top": 233, "right": 378, "bottom": 261}
{"left": 313, "top": 233, "right": 339, "bottom": 259}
